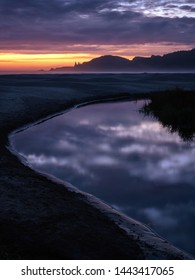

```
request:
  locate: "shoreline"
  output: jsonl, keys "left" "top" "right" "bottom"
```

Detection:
{"left": 9, "top": 97, "right": 192, "bottom": 259}
{"left": 1, "top": 74, "right": 195, "bottom": 259}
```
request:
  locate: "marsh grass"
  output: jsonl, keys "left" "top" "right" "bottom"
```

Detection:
{"left": 140, "top": 88, "right": 195, "bottom": 141}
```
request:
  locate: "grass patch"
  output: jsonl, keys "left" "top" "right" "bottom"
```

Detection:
{"left": 140, "top": 88, "right": 195, "bottom": 141}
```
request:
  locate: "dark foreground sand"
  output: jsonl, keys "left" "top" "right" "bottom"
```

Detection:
{"left": 0, "top": 74, "right": 195, "bottom": 259}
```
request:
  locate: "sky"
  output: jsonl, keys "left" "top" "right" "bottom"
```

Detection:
{"left": 0, "top": 0, "right": 195, "bottom": 72}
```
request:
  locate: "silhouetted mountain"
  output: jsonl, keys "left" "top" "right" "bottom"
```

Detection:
{"left": 75, "top": 55, "right": 131, "bottom": 71}
{"left": 50, "top": 48, "right": 195, "bottom": 72}
{"left": 131, "top": 49, "right": 195, "bottom": 71}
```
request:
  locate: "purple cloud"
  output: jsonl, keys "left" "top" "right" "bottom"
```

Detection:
{"left": 0, "top": 0, "right": 194, "bottom": 51}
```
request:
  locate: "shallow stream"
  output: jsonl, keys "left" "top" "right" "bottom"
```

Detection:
{"left": 13, "top": 100, "right": 195, "bottom": 256}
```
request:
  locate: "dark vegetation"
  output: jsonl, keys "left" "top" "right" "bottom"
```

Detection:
{"left": 140, "top": 88, "right": 195, "bottom": 141}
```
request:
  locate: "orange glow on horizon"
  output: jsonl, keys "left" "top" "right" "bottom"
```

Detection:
{"left": 0, "top": 53, "right": 96, "bottom": 72}
{"left": 0, "top": 52, "right": 137, "bottom": 72}
{"left": 0, "top": 43, "right": 193, "bottom": 72}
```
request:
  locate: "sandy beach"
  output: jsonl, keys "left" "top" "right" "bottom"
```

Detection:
{"left": 1, "top": 73, "right": 195, "bottom": 259}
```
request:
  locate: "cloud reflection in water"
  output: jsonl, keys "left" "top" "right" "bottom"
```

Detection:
{"left": 13, "top": 100, "right": 195, "bottom": 256}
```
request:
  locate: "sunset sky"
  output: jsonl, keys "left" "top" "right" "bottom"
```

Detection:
{"left": 0, "top": 0, "right": 195, "bottom": 72}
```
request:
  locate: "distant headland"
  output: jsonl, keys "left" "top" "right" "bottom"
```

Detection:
{"left": 50, "top": 48, "right": 195, "bottom": 72}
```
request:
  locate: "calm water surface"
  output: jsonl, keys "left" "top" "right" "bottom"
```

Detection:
{"left": 13, "top": 101, "right": 195, "bottom": 256}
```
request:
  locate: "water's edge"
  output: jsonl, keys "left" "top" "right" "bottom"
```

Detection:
{"left": 8, "top": 96, "right": 193, "bottom": 260}
{"left": 1, "top": 74, "right": 195, "bottom": 259}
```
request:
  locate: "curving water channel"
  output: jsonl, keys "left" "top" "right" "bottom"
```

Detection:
{"left": 12, "top": 100, "right": 195, "bottom": 256}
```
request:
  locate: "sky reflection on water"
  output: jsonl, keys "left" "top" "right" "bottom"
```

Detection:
{"left": 13, "top": 101, "right": 195, "bottom": 256}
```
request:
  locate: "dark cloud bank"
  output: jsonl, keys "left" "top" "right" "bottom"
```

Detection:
{"left": 0, "top": 0, "right": 194, "bottom": 50}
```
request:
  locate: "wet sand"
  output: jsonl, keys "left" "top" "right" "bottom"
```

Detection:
{"left": 0, "top": 74, "right": 195, "bottom": 259}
